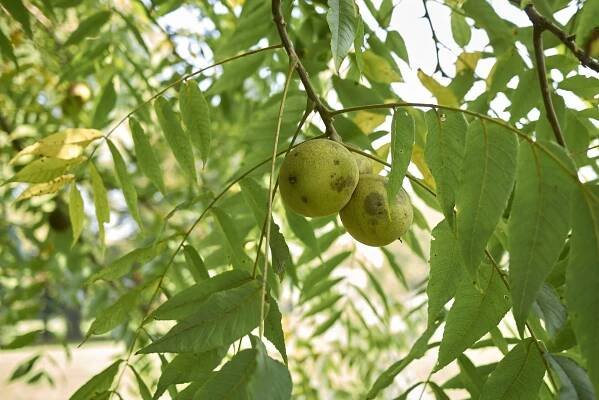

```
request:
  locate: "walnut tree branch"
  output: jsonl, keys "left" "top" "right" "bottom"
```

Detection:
{"left": 532, "top": 25, "right": 566, "bottom": 147}
{"left": 516, "top": 2, "right": 599, "bottom": 72}
{"left": 422, "top": 0, "right": 449, "bottom": 77}
{"left": 271, "top": 0, "right": 341, "bottom": 141}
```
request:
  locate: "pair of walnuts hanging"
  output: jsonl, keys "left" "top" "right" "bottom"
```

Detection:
{"left": 279, "top": 139, "right": 413, "bottom": 247}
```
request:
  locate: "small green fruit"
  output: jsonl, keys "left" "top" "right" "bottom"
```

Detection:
{"left": 340, "top": 174, "right": 413, "bottom": 246}
{"left": 279, "top": 139, "right": 359, "bottom": 217}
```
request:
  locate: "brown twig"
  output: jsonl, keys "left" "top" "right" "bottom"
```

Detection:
{"left": 518, "top": 3, "right": 599, "bottom": 72}
{"left": 421, "top": 0, "right": 449, "bottom": 77}
{"left": 271, "top": 0, "right": 341, "bottom": 141}
{"left": 532, "top": 25, "right": 566, "bottom": 147}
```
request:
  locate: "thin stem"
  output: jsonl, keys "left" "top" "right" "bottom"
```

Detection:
{"left": 271, "top": 0, "right": 341, "bottom": 141}
{"left": 259, "top": 61, "right": 297, "bottom": 338}
{"left": 532, "top": 26, "right": 566, "bottom": 147}
{"left": 421, "top": 0, "right": 449, "bottom": 77}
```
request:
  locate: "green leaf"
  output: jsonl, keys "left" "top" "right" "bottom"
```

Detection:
{"left": 180, "top": 81, "right": 211, "bottom": 165}
{"left": 303, "top": 251, "right": 351, "bottom": 290}
{"left": 362, "top": 50, "right": 402, "bottom": 83}
{"left": 304, "top": 294, "right": 344, "bottom": 318}
{"left": 0, "top": 0, "right": 32, "bottom": 37}
{"left": 139, "top": 280, "right": 263, "bottom": 354}
{"left": 152, "top": 269, "right": 252, "bottom": 321}
{"left": 301, "top": 277, "right": 344, "bottom": 304}
{"left": 64, "top": 10, "right": 112, "bottom": 46}
{"left": 269, "top": 220, "right": 293, "bottom": 276}
{"left": 424, "top": 110, "right": 467, "bottom": 225}
{"left": 10, "top": 156, "right": 85, "bottom": 184}
{"left": 366, "top": 318, "right": 442, "bottom": 399}
{"left": 129, "top": 118, "right": 165, "bottom": 194}
{"left": 451, "top": 12, "right": 471, "bottom": 47}
{"left": 462, "top": 0, "right": 514, "bottom": 54}
{"left": 386, "top": 30, "right": 409, "bottom": 65}
{"left": 10, "top": 354, "right": 40, "bottom": 381}
{"left": 69, "top": 360, "right": 122, "bottom": 400}
{"left": 437, "top": 264, "right": 510, "bottom": 370}
{"left": 183, "top": 245, "right": 210, "bottom": 282}
{"left": 479, "top": 339, "right": 545, "bottom": 400}
{"left": 312, "top": 310, "right": 342, "bottom": 337}
{"left": 89, "top": 163, "right": 109, "bottom": 249}
{"left": 327, "top": 0, "right": 357, "bottom": 70}
{"left": 195, "top": 338, "right": 292, "bottom": 400}
{"left": 69, "top": 183, "right": 84, "bottom": 246}
{"left": 575, "top": 0, "right": 599, "bottom": 48}
{"left": 427, "top": 220, "right": 464, "bottom": 327}
{"left": 129, "top": 365, "right": 152, "bottom": 400}
{"left": 87, "top": 243, "right": 163, "bottom": 284}
{"left": 387, "top": 109, "right": 414, "bottom": 201}
{"left": 566, "top": 185, "right": 599, "bottom": 395}
{"left": 2, "top": 330, "right": 42, "bottom": 350}
{"left": 548, "top": 354, "right": 596, "bottom": 400}
{"left": 532, "top": 284, "right": 566, "bottom": 339}
{"left": 418, "top": 70, "right": 459, "bottom": 107}
{"left": 154, "top": 96, "right": 197, "bottom": 183}
{"left": 154, "top": 349, "right": 225, "bottom": 399}
{"left": 456, "top": 120, "right": 518, "bottom": 278}
{"left": 457, "top": 355, "right": 485, "bottom": 398}
{"left": 265, "top": 296, "right": 288, "bottom": 364}
{"left": 0, "top": 27, "right": 17, "bottom": 67}
{"left": 107, "top": 140, "right": 142, "bottom": 228}
{"left": 284, "top": 206, "right": 318, "bottom": 252}
{"left": 509, "top": 141, "right": 575, "bottom": 333}
{"left": 353, "top": 17, "right": 364, "bottom": 75}
{"left": 208, "top": 52, "right": 266, "bottom": 94}
{"left": 92, "top": 76, "right": 117, "bottom": 129}
{"left": 212, "top": 207, "right": 253, "bottom": 271}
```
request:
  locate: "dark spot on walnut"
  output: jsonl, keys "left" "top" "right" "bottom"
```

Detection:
{"left": 301, "top": 196, "right": 308, "bottom": 203}
{"left": 330, "top": 175, "right": 356, "bottom": 193}
{"left": 334, "top": 159, "right": 340, "bottom": 165}
{"left": 288, "top": 176, "right": 297, "bottom": 184}
{"left": 364, "top": 192, "right": 386, "bottom": 216}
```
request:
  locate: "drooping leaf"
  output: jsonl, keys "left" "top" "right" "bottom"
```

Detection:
{"left": 183, "top": 245, "right": 210, "bottom": 282}
{"left": 436, "top": 264, "right": 510, "bottom": 370}
{"left": 153, "top": 349, "right": 226, "bottom": 399}
{"left": 212, "top": 207, "right": 253, "bottom": 271}
{"left": 69, "top": 360, "right": 122, "bottom": 400}
{"left": 152, "top": 269, "right": 252, "bottom": 321}
{"left": 327, "top": 0, "right": 357, "bottom": 70}
{"left": 418, "top": 70, "right": 459, "bottom": 107}
{"left": 16, "top": 174, "right": 75, "bottom": 201}
{"left": 129, "top": 365, "right": 152, "bottom": 400}
{"left": 9, "top": 156, "right": 85, "bottom": 184}
{"left": 89, "top": 163, "right": 110, "bottom": 248}
{"left": 456, "top": 119, "right": 518, "bottom": 278}
{"left": 154, "top": 96, "right": 197, "bottom": 183}
{"left": 457, "top": 354, "right": 485, "bottom": 398}
{"left": 387, "top": 109, "right": 414, "bottom": 201}
{"left": 451, "top": 12, "right": 471, "bottom": 47}
{"left": 10, "top": 355, "right": 40, "bottom": 381}
{"left": 427, "top": 220, "right": 465, "bottom": 327}
{"left": 69, "top": 183, "right": 84, "bottom": 246}
{"left": 386, "top": 30, "right": 409, "bottom": 65}
{"left": 139, "top": 280, "right": 263, "bottom": 354}
{"left": 424, "top": 110, "right": 467, "bottom": 225}
{"left": 107, "top": 140, "right": 142, "bottom": 228}
{"left": 195, "top": 338, "right": 292, "bottom": 400}
{"left": 0, "top": 27, "right": 17, "bottom": 67}
{"left": 532, "top": 283, "right": 566, "bottom": 339}
{"left": 92, "top": 76, "right": 117, "bottom": 129}
{"left": 2, "top": 330, "right": 42, "bottom": 350}
{"left": 11, "top": 129, "right": 103, "bottom": 162}
{"left": 87, "top": 243, "right": 163, "bottom": 284}
{"left": 566, "top": 184, "right": 599, "bottom": 395}
{"left": 64, "top": 10, "right": 112, "bottom": 46}
{"left": 362, "top": 50, "right": 402, "bottom": 83}
{"left": 548, "top": 354, "right": 596, "bottom": 400}
{"left": 285, "top": 206, "right": 319, "bottom": 253}
{"left": 509, "top": 141, "right": 575, "bottom": 333}
{"left": 479, "top": 338, "right": 545, "bottom": 400}
{"left": 265, "top": 296, "right": 288, "bottom": 364}
{"left": 180, "top": 81, "right": 211, "bottom": 165}
{"left": 129, "top": 118, "right": 165, "bottom": 194}
{"left": 303, "top": 251, "right": 351, "bottom": 290}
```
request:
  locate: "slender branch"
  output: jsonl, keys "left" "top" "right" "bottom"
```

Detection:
{"left": 484, "top": 250, "right": 559, "bottom": 393}
{"left": 259, "top": 61, "right": 296, "bottom": 338}
{"left": 532, "top": 26, "right": 566, "bottom": 147}
{"left": 421, "top": 0, "right": 449, "bottom": 77}
{"left": 271, "top": 0, "right": 341, "bottom": 141}
{"left": 522, "top": 4, "right": 599, "bottom": 73}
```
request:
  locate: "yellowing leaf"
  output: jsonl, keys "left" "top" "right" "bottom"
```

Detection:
{"left": 352, "top": 111, "right": 386, "bottom": 133}
{"left": 11, "top": 129, "right": 103, "bottom": 163}
{"left": 9, "top": 156, "right": 86, "bottom": 183}
{"left": 16, "top": 174, "right": 74, "bottom": 201}
{"left": 411, "top": 144, "right": 435, "bottom": 189}
{"left": 456, "top": 52, "right": 481, "bottom": 73}
{"left": 417, "top": 69, "right": 459, "bottom": 107}
{"left": 362, "top": 50, "right": 402, "bottom": 83}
